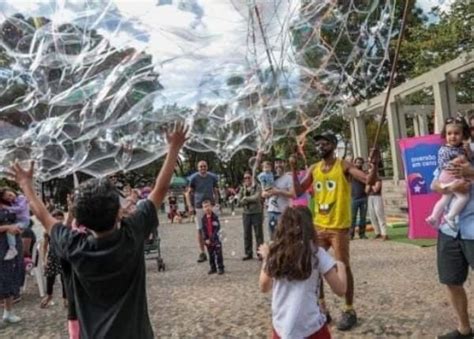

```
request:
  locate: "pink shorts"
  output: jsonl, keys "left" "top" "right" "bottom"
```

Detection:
{"left": 439, "top": 170, "right": 459, "bottom": 186}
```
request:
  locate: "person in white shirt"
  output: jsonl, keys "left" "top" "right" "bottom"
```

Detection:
{"left": 261, "top": 157, "right": 293, "bottom": 239}
{"left": 258, "top": 206, "right": 347, "bottom": 339}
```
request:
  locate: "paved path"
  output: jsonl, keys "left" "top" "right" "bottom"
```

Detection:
{"left": 2, "top": 211, "right": 474, "bottom": 338}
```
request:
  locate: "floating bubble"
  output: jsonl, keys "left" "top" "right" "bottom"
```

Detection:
{"left": 0, "top": 0, "right": 400, "bottom": 180}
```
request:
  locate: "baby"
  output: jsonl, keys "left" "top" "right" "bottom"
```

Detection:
{"left": 426, "top": 117, "right": 471, "bottom": 230}
{"left": 258, "top": 161, "right": 274, "bottom": 191}
{"left": 258, "top": 161, "right": 278, "bottom": 208}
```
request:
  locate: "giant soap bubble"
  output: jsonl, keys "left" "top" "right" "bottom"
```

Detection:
{"left": 0, "top": 0, "right": 397, "bottom": 180}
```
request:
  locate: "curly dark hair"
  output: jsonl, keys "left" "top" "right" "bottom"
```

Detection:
{"left": 73, "top": 178, "right": 120, "bottom": 232}
{"left": 265, "top": 206, "right": 317, "bottom": 281}
{"left": 440, "top": 116, "right": 470, "bottom": 141}
{"left": 0, "top": 187, "right": 15, "bottom": 205}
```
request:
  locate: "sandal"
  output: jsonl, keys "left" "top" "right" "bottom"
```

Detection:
{"left": 40, "top": 296, "right": 53, "bottom": 309}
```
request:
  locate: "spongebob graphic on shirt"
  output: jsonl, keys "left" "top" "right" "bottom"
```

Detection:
{"left": 311, "top": 158, "right": 351, "bottom": 229}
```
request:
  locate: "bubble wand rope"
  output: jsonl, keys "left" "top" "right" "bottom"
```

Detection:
{"left": 372, "top": 0, "right": 412, "bottom": 152}
{"left": 296, "top": 143, "right": 308, "bottom": 170}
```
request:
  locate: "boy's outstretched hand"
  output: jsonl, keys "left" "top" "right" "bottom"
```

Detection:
{"left": 149, "top": 121, "right": 190, "bottom": 209}
{"left": 8, "top": 160, "right": 57, "bottom": 233}
{"left": 8, "top": 160, "right": 35, "bottom": 188}
{"left": 166, "top": 121, "right": 189, "bottom": 150}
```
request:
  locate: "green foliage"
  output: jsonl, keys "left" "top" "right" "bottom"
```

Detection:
{"left": 397, "top": 0, "right": 473, "bottom": 104}
{"left": 0, "top": 178, "right": 15, "bottom": 189}
{"left": 399, "top": 1, "right": 473, "bottom": 78}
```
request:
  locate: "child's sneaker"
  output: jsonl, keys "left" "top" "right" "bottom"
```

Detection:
{"left": 4, "top": 247, "right": 18, "bottom": 261}
{"left": 2, "top": 314, "right": 21, "bottom": 324}
{"left": 197, "top": 252, "right": 207, "bottom": 263}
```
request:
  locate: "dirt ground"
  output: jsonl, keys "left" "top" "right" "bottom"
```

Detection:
{"left": 2, "top": 212, "right": 474, "bottom": 338}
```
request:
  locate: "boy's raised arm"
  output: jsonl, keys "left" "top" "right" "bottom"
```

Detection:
{"left": 8, "top": 161, "right": 57, "bottom": 233}
{"left": 148, "top": 122, "right": 188, "bottom": 208}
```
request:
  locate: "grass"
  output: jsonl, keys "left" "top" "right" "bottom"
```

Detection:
{"left": 385, "top": 226, "right": 437, "bottom": 247}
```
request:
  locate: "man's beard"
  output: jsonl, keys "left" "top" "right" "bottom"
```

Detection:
{"left": 316, "top": 146, "right": 333, "bottom": 159}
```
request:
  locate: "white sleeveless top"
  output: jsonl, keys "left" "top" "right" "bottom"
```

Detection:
{"left": 271, "top": 248, "right": 335, "bottom": 339}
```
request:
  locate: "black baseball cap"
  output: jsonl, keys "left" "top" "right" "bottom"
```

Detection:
{"left": 314, "top": 133, "right": 338, "bottom": 145}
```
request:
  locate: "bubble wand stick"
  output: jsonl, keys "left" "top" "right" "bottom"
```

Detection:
{"left": 253, "top": 4, "right": 277, "bottom": 81}
{"left": 372, "top": 0, "right": 412, "bottom": 161}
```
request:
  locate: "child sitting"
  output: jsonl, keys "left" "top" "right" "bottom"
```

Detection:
{"left": 201, "top": 200, "right": 224, "bottom": 275}
{"left": 426, "top": 117, "right": 471, "bottom": 230}
{"left": 0, "top": 188, "right": 30, "bottom": 260}
{"left": 258, "top": 206, "right": 347, "bottom": 339}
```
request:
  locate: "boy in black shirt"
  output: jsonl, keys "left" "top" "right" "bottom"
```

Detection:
{"left": 7, "top": 123, "right": 188, "bottom": 339}
{"left": 201, "top": 200, "right": 224, "bottom": 275}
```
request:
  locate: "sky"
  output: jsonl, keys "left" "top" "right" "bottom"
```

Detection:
{"left": 416, "top": 0, "right": 455, "bottom": 13}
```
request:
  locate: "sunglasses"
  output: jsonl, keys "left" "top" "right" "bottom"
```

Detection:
{"left": 445, "top": 117, "right": 466, "bottom": 124}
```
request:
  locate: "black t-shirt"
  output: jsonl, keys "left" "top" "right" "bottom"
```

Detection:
{"left": 50, "top": 200, "right": 158, "bottom": 339}
{"left": 351, "top": 178, "right": 367, "bottom": 199}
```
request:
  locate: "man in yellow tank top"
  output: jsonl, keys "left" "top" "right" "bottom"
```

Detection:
{"left": 291, "top": 132, "right": 377, "bottom": 332}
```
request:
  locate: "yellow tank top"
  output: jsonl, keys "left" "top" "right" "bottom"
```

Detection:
{"left": 312, "top": 159, "right": 351, "bottom": 229}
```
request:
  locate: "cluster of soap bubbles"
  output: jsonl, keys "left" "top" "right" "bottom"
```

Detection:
{"left": 0, "top": 0, "right": 397, "bottom": 180}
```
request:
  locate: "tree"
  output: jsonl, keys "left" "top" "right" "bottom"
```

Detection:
{"left": 398, "top": 1, "right": 473, "bottom": 78}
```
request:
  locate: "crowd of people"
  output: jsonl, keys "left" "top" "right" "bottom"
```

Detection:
{"left": 1, "top": 116, "right": 474, "bottom": 338}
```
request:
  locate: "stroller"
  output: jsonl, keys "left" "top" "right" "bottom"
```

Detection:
{"left": 144, "top": 224, "right": 166, "bottom": 272}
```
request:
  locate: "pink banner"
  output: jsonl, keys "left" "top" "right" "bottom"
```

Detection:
{"left": 399, "top": 134, "right": 443, "bottom": 239}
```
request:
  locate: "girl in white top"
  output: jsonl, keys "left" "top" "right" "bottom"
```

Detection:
{"left": 258, "top": 206, "right": 347, "bottom": 339}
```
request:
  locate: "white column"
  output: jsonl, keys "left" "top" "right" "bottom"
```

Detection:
{"left": 398, "top": 104, "right": 407, "bottom": 139}
{"left": 412, "top": 115, "right": 421, "bottom": 136}
{"left": 447, "top": 78, "right": 458, "bottom": 115}
{"left": 417, "top": 114, "right": 429, "bottom": 136}
{"left": 433, "top": 79, "right": 457, "bottom": 132}
{"left": 386, "top": 100, "right": 404, "bottom": 181}
{"left": 353, "top": 115, "right": 368, "bottom": 159}
{"left": 349, "top": 118, "right": 359, "bottom": 157}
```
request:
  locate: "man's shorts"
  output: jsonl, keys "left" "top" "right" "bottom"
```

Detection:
{"left": 437, "top": 231, "right": 474, "bottom": 285}
{"left": 195, "top": 208, "right": 205, "bottom": 229}
{"left": 316, "top": 227, "right": 351, "bottom": 267}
